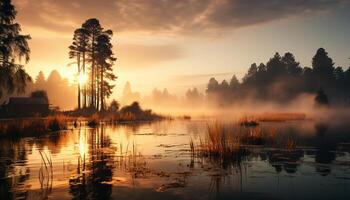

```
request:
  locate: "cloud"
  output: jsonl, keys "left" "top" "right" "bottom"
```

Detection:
{"left": 118, "top": 44, "right": 185, "bottom": 68}
{"left": 13, "top": 0, "right": 346, "bottom": 35}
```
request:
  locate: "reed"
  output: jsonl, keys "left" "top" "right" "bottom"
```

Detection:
{"left": 0, "top": 114, "right": 69, "bottom": 136}
{"left": 38, "top": 151, "right": 53, "bottom": 189}
{"left": 191, "top": 121, "right": 286, "bottom": 167}
{"left": 254, "top": 112, "right": 306, "bottom": 122}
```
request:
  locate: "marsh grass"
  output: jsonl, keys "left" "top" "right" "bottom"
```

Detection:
{"left": 254, "top": 112, "right": 306, "bottom": 122}
{"left": 85, "top": 110, "right": 167, "bottom": 127}
{"left": 0, "top": 115, "right": 69, "bottom": 136}
{"left": 192, "top": 121, "right": 297, "bottom": 167}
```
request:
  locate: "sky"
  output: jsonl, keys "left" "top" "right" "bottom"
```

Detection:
{"left": 12, "top": 0, "right": 350, "bottom": 98}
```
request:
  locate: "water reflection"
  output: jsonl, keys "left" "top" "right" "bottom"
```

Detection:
{"left": 0, "top": 138, "right": 30, "bottom": 200}
{"left": 69, "top": 126, "right": 115, "bottom": 199}
{"left": 0, "top": 120, "right": 349, "bottom": 199}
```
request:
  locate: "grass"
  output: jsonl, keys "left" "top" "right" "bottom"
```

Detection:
{"left": 0, "top": 114, "right": 69, "bottom": 136}
{"left": 252, "top": 112, "right": 306, "bottom": 122}
{"left": 237, "top": 112, "right": 306, "bottom": 125}
{"left": 191, "top": 121, "right": 296, "bottom": 167}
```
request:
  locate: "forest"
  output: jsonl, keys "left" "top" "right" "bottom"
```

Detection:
{"left": 205, "top": 49, "right": 350, "bottom": 106}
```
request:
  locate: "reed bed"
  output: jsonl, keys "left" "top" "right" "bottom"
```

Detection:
{"left": 192, "top": 122, "right": 296, "bottom": 167}
{"left": 85, "top": 110, "right": 167, "bottom": 126}
{"left": 252, "top": 112, "right": 306, "bottom": 122}
{"left": 0, "top": 114, "right": 69, "bottom": 136}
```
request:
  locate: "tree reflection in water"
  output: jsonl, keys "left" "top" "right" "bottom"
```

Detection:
{"left": 0, "top": 120, "right": 349, "bottom": 200}
{"left": 0, "top": 138, "right": 30, "bottom": 200}
{"left": 314, "top": 123, "right": 336, "bottom": 176}
{"left": 69, "top": 125, "right": 116, "bottom": 199}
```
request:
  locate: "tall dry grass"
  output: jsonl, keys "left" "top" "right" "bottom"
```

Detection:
{"left": 0, "top": 115, "right": 69, "bottom": 136}
{"left": 192, "top": 121, "right": 295, "bottom": 166}
{"left": 243, "top": 112, "right": 306, "bottom": 122}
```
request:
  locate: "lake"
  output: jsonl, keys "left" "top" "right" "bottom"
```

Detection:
{"left": 0, "top": 119, "right": 350, "bottom": 200}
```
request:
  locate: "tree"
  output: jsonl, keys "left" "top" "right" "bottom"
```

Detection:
{"left": 206, "top": 77, "right": 219, "bottom": 94}
{"left": 243, "top": 63, "right": 258, "bottom": 84}
{"left": 95, "top": 32, "right": 116, "bottom": 110}
{"left": 312, "top": 48, "right": 335, "bottom": 82}
{"left": 35, "top": 71, "right": 46, "bottom": 87}
{"left": 69, "top": 29, "right": 82, "bottom": 110}
{"left": 69, "top": 28, "right": 90, "bottom": 110}
{"left": 333, "top": 66, "right": 344, "bottom": 81}
{"left": 108, "top": 99, "right": 120, "bottom": 112}
{"left": 121, "top": 101, "right": 142, "bottom": 114}
{"left": 282, "top": 52, "right": 302, "bottom": 75}
{"left": 266, "top": 52, "right": 285, "bottom": 79}
{"left": 0, "top": 0, "right": 31, "bottom": 98}
{"left": 82, "top": 19, "right": 103, "bottom": 108}
{"left": 229, "top": 75, "right": 239, "bottom": 87}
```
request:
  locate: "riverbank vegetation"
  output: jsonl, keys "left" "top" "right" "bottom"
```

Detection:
{"left": 190, "top": 122, "right": 297, "bottom": 167}
{"left": 0, "top": 101, "right": 167, "bottom": 136}
{"left": 0, "top": 115, "right": 69, "bottom": 137}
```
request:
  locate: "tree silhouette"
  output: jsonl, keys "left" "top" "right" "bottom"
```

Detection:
{"left": 0, "top": 0, "right": 31, "bottom": 98}
{"left": 108, "top": 99, "right": 119, "bottom": 112}
{"left": 205, "top": 48, "right": 350, "bottom": 106}
{"left": 282, "top": 52, "right": 302, "bottom": 75}
{"left": 312, "top": 48, "right": 335, "bottom": 82}
{"left": 69, "top": 19, "right": 117, "bottom": 111}
{"left": 35, "top": 71, "right": 46, "bottom": 87}
{"left": 82, "top": 19, "right": 103, "bottom": 108}
{"left": 95, "top": 32, "right": 116, "bottom": 110}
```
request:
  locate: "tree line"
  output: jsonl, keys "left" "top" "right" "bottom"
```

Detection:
{"left": 69, "top": 19, "right": 116, "bottom": 111}
{"left": 206, "top": 48, "right": 350, "bottom": 106}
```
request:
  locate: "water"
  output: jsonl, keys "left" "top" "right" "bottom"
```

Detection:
{"left": 0, "top": 120, "right": 350, "bottom": 200}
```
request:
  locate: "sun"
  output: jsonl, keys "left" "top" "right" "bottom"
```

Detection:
{"left": 77, "top": 73, "right": 88, "bottom": 85}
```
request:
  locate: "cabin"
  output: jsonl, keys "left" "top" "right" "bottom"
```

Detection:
{"left": 3, "top": 97, "right": 49, "bottom": 117}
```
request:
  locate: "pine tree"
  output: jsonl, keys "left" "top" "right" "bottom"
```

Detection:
{"left": 95, "top": 32, "right": 116, "bottom": 110}
{"left": 0, "top": 0, "right": 31, "bottom": 98}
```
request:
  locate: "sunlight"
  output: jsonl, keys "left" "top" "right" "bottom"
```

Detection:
{"left": 77, "top": 73, "right": 88, "bottom": 85}
{"left": 78, "top": 132, "right": 88, "bottom": 156}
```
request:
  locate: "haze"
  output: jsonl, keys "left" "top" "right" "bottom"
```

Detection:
{"left": 11, "top": 0, "right": 350, "bottom": 106}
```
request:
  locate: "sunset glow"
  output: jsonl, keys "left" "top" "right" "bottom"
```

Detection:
{"left": 10, "top": 0, "right": 350, "bottom": 99}
{"left": 77, "top": 73, "right": 88, "bottom": 86}
{"left": 1, "top": 1, "right": 350, "bottom": 199}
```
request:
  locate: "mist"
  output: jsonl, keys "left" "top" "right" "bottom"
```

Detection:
{"left": 24, "top": 70, "right": 76, "bottom": 110}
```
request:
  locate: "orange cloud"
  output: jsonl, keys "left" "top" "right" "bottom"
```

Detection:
{"left": 13, "top": 0, "right": 345, "bottom": 35}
